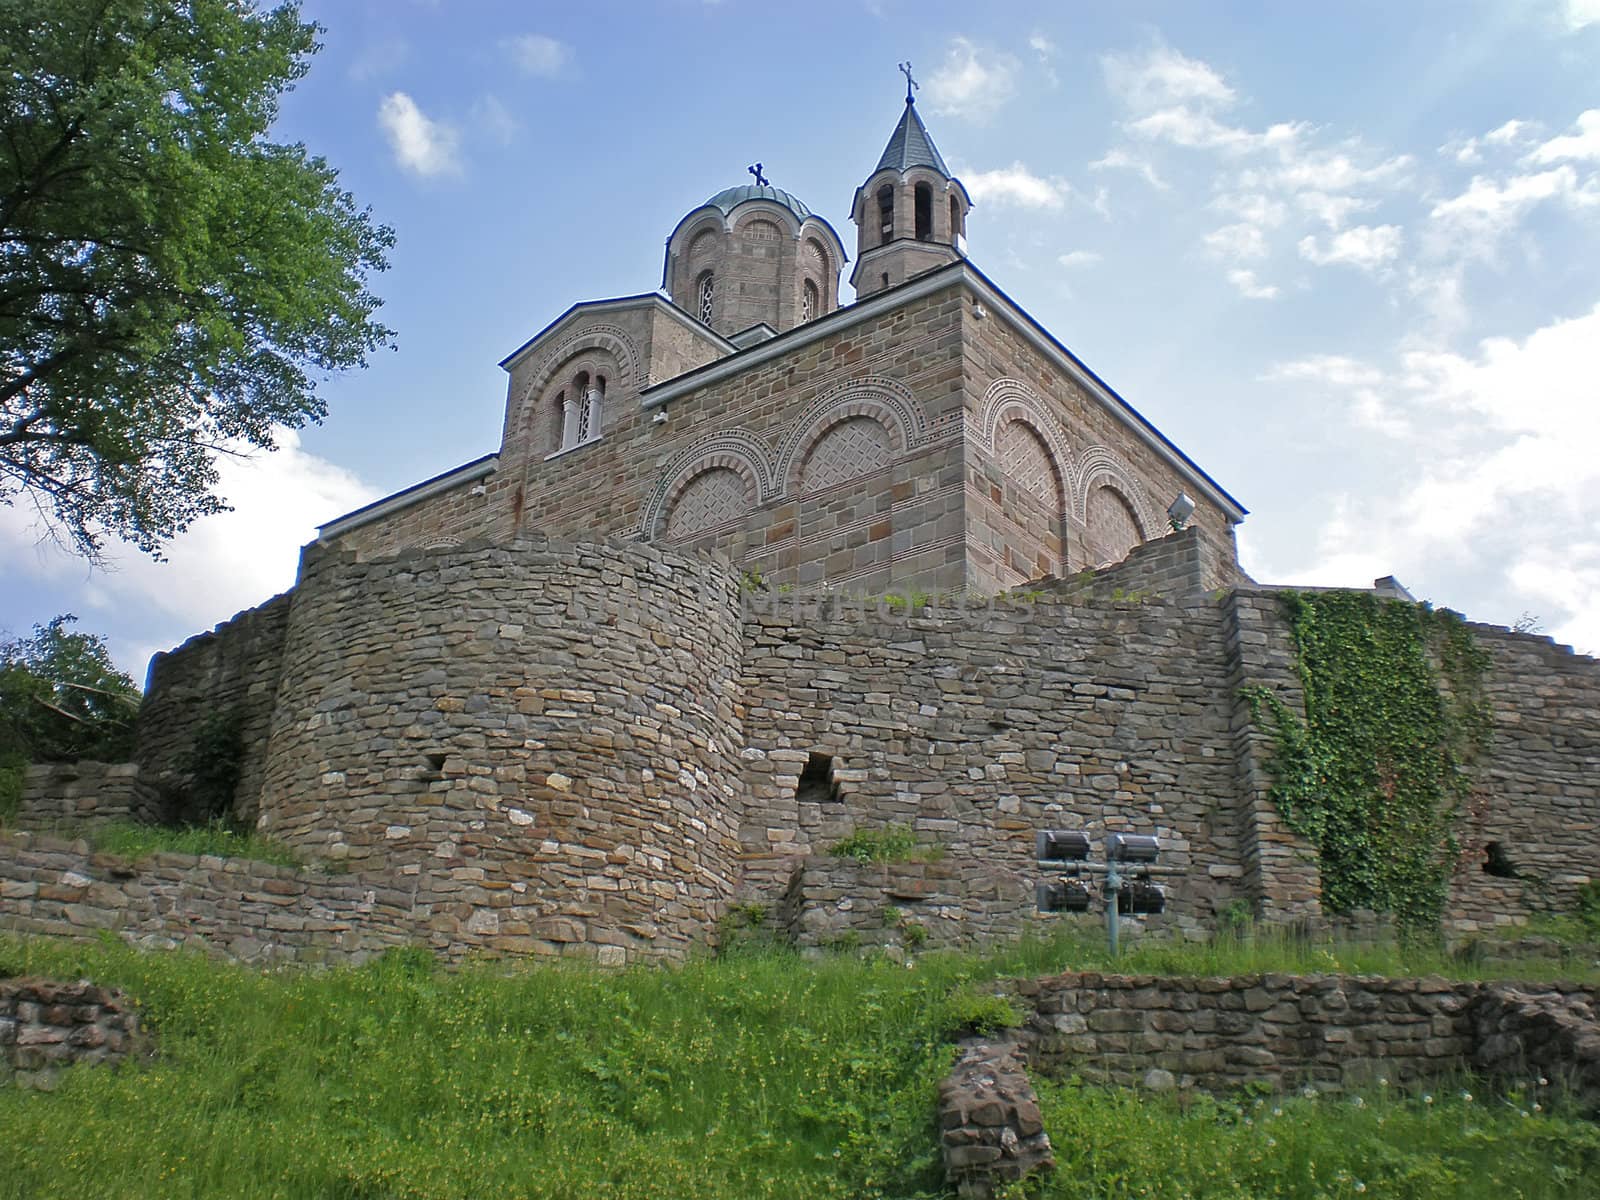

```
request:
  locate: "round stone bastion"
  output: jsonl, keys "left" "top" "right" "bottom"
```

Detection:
{"left": 255, "top": 537, "right": 745, "bottom": 963}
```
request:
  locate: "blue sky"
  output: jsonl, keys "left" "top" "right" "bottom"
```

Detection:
{"left": 4, "top": 0, "right": 1599, "bottom": 676}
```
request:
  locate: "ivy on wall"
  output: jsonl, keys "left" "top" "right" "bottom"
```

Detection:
{"left": 1245, "top": 592, "right": 1490, "bottom": 932}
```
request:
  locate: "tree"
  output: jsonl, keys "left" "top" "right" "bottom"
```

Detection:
{"left": 0, "top": 0, "right": 395, "bottom": 558}
{"left": 0, "top": 615, "right": 140, "bottom": 815}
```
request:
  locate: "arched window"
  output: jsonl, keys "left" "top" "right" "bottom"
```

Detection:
{"left": 550, "top": 389, "right": 566, "bottom": 453}
{"left": 914, "top": 183, "right": 933, "bottom": 241}
{"left": 571, "top": 371, "right": 591, "bottom": 444}
{"left": 877, "top": 185, "right": 895, "bottom": 244}
{"left": 801, "top": 279, "right": 819, "bottom": 323}
{"left": 697, "top": 272, "right": 715, "bottom": 325}
{"left": 950, "top": 196, "right": 963, "bottom": 240}
{"left": 584, "top": 375, "right": 605, "bottom": 443}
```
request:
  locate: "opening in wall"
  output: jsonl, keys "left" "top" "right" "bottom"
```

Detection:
{"left": 796, "top": 752, "right": 841, "bottom": 805}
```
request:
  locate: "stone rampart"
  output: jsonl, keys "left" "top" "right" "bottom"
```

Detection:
{"left": 0, "top": 976, "right": 148, "bottom": 1090}
{"left": 738, "top": 581, "right": 1249, "bottom": 936}
{"left": 1016, "top": 970, "right": 1600, "bottom": 1096}
{"left": 255, "top": 537, "right": 747, "bottom": 963}
{"left": 136, "top": 591, "right": 293, "bottom": 822}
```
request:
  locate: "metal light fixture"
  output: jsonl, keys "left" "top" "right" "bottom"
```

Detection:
{"left": 1107, "top": 833, "right": 1160, "bottom": 863}
{"left": 1036, "top": 879, "right": 1093, "bottom": 913}
{"left": 1036, "top": 829, "right": 1091, "bottom": 862}
{"left": 1167, "top": 492, "right": 1195, "bottom": 532}
{"left": 1118, "top": 880, "right": 1166, "bottom": 915}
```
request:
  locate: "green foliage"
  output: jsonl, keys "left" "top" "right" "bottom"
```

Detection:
{"left": 1576, "top": 880, "right": 1600, "bottom": 938}
{"left": 1, "top": 931, "right": 1592, "bottom": 1200}
{"left": 86, "top": 819, "right": 302, "bottom": 868}
{"left": 175, "top": 709, "right": 246, "bottom": 822}
{"left": 828, "top": 823, "right": 940, "bottom": 864}
{"left": 0, "top": 616, "right": 140, "bottom": 780}
{"left": 0, "top": 0, "right": 395, "bottom": 558}
{"left": 1035, "top": 1077, "right": 1599, "bottom": 1200}
{"left": 1243, "top": 592, "right": 1490, "bottom": 933}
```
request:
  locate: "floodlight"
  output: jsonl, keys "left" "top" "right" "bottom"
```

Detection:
{"left": 1167, "top": 492, "right": 1196, "bottom": 531}
{"left": 1118, "top": 881, "right": 1166, "bottom": 915}
{"left": 1036, "top": 880, "right": 1093, "bottom": 914}
{"left": 1036, "top": 830, "right": 1092, "bottom": 862}
{"left": 1107, "top": 833, "right": 1160, "bottom": 864}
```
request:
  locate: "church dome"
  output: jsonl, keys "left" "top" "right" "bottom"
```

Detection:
{"left": 702, "top": 184, "right": 813, "bottom": 222}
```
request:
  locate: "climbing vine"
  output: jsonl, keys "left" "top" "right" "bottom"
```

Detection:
{"left": 1243, "top": 592, "right": 1490, "bottom": 933}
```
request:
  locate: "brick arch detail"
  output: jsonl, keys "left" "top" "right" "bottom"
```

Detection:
{"left": 774, "top": 377, "right": 929, "bottom": 495}
{"left": 1072, "top": 446, "right": 1161, "bottom": 536}
{"left": 515, "top": 325, "right": 640, "bottom": 429}
{"left": 974, "top": 380, "right": 1073, "bottom": 510}
{"left": 636, "top": 431, "right": 776, "bottom": 541}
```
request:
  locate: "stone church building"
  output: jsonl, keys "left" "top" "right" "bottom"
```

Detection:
{"left": 6, "top": 92, "right": 1595, "bottom": 968}
{"left": 318, "top": 90, "right": 1245, "bottom": 597}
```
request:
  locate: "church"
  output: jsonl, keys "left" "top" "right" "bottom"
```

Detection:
{"left": 7, "top": 85, "right": 1595, "bottom": 968}
{"left": 315, "top": 83, "right": 1247, "bottom": 598}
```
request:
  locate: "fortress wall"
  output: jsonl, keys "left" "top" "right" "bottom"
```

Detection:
{"left": 1448, "top": 626, "right": 1600, "bottom": 934}
{"left": 737, "top": 586, "right": 1250, "bottom": 935}
{"left": 134, "top": 592, "right": 293, "bottom": 821}
{"left": 254, "top": 538, "right": 746, "bottom": 963}
{"left": 324, "top": 481, "right": 505, "bottom": 561}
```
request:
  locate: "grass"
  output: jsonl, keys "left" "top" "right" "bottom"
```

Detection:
{"left": 1, "top": 929, "right": 1597, "bottom": 1199}
{"left": 829, "top": 824, "right": 943, "bottom": 864}
{"left": 82, "top": 819, "right": 304, "bottom": 869}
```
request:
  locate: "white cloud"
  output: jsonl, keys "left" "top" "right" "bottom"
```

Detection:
{"left": 377, "top": 92, "right": 461, "bottom": 177}
{"left": 504, "top": 34, "right": 572, "bottom": 77}
{"left": 923, "top": 37, "right": 1019, "bottom": 120}
{"left": 1295, "top": 190, "right": 1376, "bottom": 229}
{"left": 962, "top": 163, "right": 1070, "bottom": 208}
{"left": 1298, "top": 224, "right": 1403, "bottom": 270}
{"left": 1029, "top": 34, "right": 1056, "bottom": 58}
{"left": 1102, "top": 46, "right": 1235, "bottom": 111}
{"left": 1226, "top": 269, "right": 1279, "bottom": 300}
{"left": 1425, "top": 166, "right": 1597, "bottom": 256}
{"left": 1525, "top": 109, "right": 1600, "bottom": 164}
{"left": 1560, "top": 0, "right": 1600, "bottom": 30}
{"left": 1267, "top": 304, "right": 1600, "bottom": 654}
{"left": 0, "top": 430, "right": 379, "bottom": 675}
{"left": 1204, "top": 223, "right": 1270, "bottom": 261}
{"left": 1485, "top": 119, "right": 1534, "bottom": 146}
{"left": 1128, "top": 108, "right": 1302, "bottom": 156}
{"left": 1211, "top": 192, "right": 1287, "bottom": 227}
{"left": 1056, "top": 250, "right": 1102, "bottom": 269}
{"left": 1089, "top": 148, "right": 1168, "bottom": 190}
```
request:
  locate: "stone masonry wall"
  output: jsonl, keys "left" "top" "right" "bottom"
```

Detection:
{"left": 135, "top": 591, "right": 292, "bottom": 822}
{"left": 738, "top": 580, "right": 1251, "bottom": 936}
{"left": 255, "top": 538, "right": 746, "bottom": 964}
{"left": 1016, "top": 970, "right": 1600, "bottom": 1095}
{"left": 16, "top": 762, "right": 160, "bottom": 828}
{"left": 780, "top": 855, "right": 1039, "bottom": 953}
{"left": 0, "top": 975, "right": 147, "bottom": 1090}
{"left": 1448, "top": 625, "right": 1600, "bottom": 934}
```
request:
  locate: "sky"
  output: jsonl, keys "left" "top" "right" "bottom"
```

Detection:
{"left": 3, "top": 0, "right": 1599, "bottom": 679}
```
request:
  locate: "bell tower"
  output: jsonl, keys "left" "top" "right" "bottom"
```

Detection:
{"left": 850, "top": 65, "right": 972, "bottom": 300}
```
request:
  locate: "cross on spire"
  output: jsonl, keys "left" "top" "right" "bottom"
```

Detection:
{"left": 747, "top": 162, "right": 768, "bottom": 187}
{"left": 899, "top": 61, "right": 918, "bottom": 104}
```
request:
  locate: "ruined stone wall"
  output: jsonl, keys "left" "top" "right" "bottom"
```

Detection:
{"left": 0, "top": 975, "right": 147, "bottom": 1090}
{"left": 255, "top": 538, "right": 746, "bottom": 963}
{"left": 15, "top": 763, "right": 160, "bottom": 828}
{"left": 1017, "top": 970, "right": 1600, "bottom": 1095}
{"left": 738, "top": 582, "right": 1250, "bottom": 936}
{"left": 0, "top": 831, "right": 419, "bottom": 964}
{"left": 135, "top": 592, "right": 293, "bottom": 821}
{"left": 779, "top": 855, "right": 1040, "bottom": 952}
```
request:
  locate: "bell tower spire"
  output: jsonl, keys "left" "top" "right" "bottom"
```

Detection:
{"left": 850, "top": 68, "right": 972, "bottom": 299}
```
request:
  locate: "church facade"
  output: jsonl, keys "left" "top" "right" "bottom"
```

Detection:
{"left": 319, "top": 93, "right": 1246, "bottom": 598}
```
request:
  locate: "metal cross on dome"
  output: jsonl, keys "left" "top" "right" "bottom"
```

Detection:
{"left": 899, "top": 60, "right": 918, "bottom": 102}
{"left": 747, "top": 163, "right": 768, "bottom": 187}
